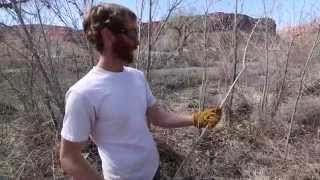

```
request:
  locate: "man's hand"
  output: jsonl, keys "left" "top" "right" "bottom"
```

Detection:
{"left": 192, "top": 107, "right": 222, "bottom": 129}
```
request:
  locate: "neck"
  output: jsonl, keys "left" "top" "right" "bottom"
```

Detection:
{"left": 97, "top": 51, "right": 124, "bottom": 72}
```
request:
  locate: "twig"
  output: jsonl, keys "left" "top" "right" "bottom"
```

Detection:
{"left": 228, "top": 0, "right": 238, "bottom": 122}
{"left": 271, "top": 0, "right": 305, "bottom": 118}
{"left": 152, "top": 0, "right": 183, "bottom": 44}
{"left": 0, "top": 0, "right": 29, "bottom": 9}
{"left": 284, "top": 25, "right": 320, "bottom": 160}
{"left": 260, "top": 0, "right": 270, "bottom": 117}
{"left": 173, "top": 18, "right": 261, "bottom": 180}
{"left": 146, "top": 0, "right": 152, "bottom": 81}
{"left": 146, "top": 0, "right": 183, "bottom": 81}
{"left": 135, "top": 0, "right": 145, "bottom": 69}
{"left": 199, "top": 0, "right": 210, "bottom": 111}
{"left": 271, "top": 35, "right": 297, "bottom": 118}
{"left": 15, "top": 150, "right": 34, "bottom": 179}
{"left": 220, "top": 19, "right": 261, "bottom": 108}
{"left": 197, "top": 1, "right": 212, "bottom": 178}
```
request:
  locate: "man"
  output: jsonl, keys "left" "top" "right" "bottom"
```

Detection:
{"left": 59, "top": 3, "right": 221, "bottom": 180}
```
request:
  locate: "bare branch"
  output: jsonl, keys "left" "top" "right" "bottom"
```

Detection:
{"left": 152, "top": 0, "right": 183, "bottom": 44}
{"left": 260, "top": 0, "right": 270, "bottom": 119}
{"left": 284, "top": 25, "right": 320, "bottom": 160}
{"left": 67, "top": 0, "right": 84, "bottom": 16}
{"left": 173, "top": 19, "right": 262, "bottom": 179}
{"left": 146, "top": 0, "right": 183, "bottom": 81}
{"left": 9, "top": 0, "right": 65, "bottom": 115}
{"left": 199, "top": 0, "right": 211, "bottom": 111}
{"left": 271, "top": 35, "right": 297, "bottom": 118}
{"left": 135, "top": 0, "right": 145, "bottom": 69}
{"left": 146, "top": 0, "right": 152, "bottom": 81}
{"left": 227, "top": 0, "right": 239, "bottom": 122}
{"left": 0, "top": 0, "right": 29, "bottom": 9}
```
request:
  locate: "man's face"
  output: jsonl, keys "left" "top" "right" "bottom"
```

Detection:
{"left": 111, "top": 19, "right": 138, "bottom": 64}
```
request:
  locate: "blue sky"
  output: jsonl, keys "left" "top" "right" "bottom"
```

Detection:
{"left": 103, "top": 0, "right": 320, "bottom": 29}
{"left": 0, "top": 0, "right": 319, "bottom": 29}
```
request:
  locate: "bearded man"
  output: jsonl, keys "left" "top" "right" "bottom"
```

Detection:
{"left": 59, "top": 3, "right": 221, "bottom": 180}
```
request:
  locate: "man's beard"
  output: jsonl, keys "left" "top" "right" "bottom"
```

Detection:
{"left": 112, "top": 36, "right": 137, "bottom": 64}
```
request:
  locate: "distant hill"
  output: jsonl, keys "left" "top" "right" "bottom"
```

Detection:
{"left": 0, "top": 24, "right": 84, "bottom": 43}
{"left": 142, "top": 12, "right": 276, "bottom": 36}
{"left": 278, "top": 19, "right": 320, "bottom": 35}
{"left": 0, "top": 12, "right": 277, "bottom": 44}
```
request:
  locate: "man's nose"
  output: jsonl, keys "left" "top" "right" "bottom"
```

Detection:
{"left": 133, "top": 40, "right": 139, "bottom": 49}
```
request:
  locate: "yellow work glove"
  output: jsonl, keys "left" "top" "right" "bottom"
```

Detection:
{"left": 192, "top": 107, "right": 222, "bottom": 129}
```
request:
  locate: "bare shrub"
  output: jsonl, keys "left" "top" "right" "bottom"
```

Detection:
{"left": 154, "top": 29, "right": 179, "bottom": 52}
{"left": 150, "top": 67, "right": 221, "bottom": 97}
{"left": 276, "top": 96, "right": 320, "bottom": 132}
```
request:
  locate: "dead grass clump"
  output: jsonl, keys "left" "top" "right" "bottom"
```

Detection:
{"left": 151, "top": 67, "right": 220, "bottom": 96}
{"left": 1, "top": 113, "right": 58, "bottom": 179}
{"left": 174, "top": 127, "right": 263, "bottom": 179}
{"left": 303, "top": 79, "right": 320, "bottom": 96}
{"left": 228, "top": 90, "right": 254, "bottom": 122}
{"left": 154, "top": 137, "right": 183, "bottom": 178}
{"left": 0, "top": 102, "right": 17, "bottom": 116}
{"left": 276, "top": 95, "right": 320, "bottom": 132}
{"left": 150, "top": 52, "right": 192, "bottom": 69}
{"left": 154, "top": 29, "right": 179, "bottom": 52}
{"left": 0, "top": 76, "right": 4, "bottom": 84}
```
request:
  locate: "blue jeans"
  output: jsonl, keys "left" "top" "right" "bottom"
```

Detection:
{"left": 153, "top": 167, "right": 161, "bottom": 180}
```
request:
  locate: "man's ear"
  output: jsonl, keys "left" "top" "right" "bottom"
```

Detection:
{"left": 100, "top": 28, "right": 114, "bottom": 42}
{"left": 100, "top": 27, "right": 115, "bottom": 49}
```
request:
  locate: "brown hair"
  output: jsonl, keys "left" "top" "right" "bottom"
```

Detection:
{"left": 83, "top": 3, "right": 137, "bottom": 53}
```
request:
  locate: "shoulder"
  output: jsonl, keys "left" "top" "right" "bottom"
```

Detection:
{"left": 65, "top": 88, "right": 89, "bottom": 104}
{"left": 69, "top": 69, "right": 97, "bottom": 94}
{"left": 125, "top": 66, "right": 145, "bottom": 79}
{"left": 125, "top": 66, "right": 144, "bottom": 75}
{"left": 65, "top": 69, "right": 98, "bottom": 103}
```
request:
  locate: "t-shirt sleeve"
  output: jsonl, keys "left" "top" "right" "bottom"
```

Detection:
{"left": 144, "top": 76, "right": 156, "bottom": 108}
{"left": 61, "top": 90, "right": 95, "bottom": 142}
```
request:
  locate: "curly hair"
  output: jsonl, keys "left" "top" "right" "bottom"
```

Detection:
{"left": 83, "top": 3, "right": 137, "bottom": 53}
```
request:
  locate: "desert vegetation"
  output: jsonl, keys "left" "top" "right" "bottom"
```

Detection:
{"left": 0, "top": 0, "right": 320, "bottom": 179}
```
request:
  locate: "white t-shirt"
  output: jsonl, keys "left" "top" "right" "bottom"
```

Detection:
{"left": 61, "top": 66, "right": 159, "bottom": 180}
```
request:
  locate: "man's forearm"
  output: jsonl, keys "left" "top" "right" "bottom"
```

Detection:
{"left": 159, "top": 112, "right": 193, "bottom": 128}
{"left": 150, "top": 107, "right": 193, "bottom": 128}
{"left": 60, "top": 154, "right": 103, "bottom": 180}
{"left": 147, "top": 104, "right": 194, "bottom": 128}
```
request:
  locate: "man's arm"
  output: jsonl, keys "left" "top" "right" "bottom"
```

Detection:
{"left": 59, "top": 138, "right": 104, "bottom": 180}
{"left": 146, "top": 103, "right": 193, "bottom": 128}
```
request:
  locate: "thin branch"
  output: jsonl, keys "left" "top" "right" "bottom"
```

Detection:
{"left": 173, "top": 17, "right": 262, "bottom": 180}
{"left": 199, "top": 0, "right": 211, "bottom": 111}
{"left": 260, "top": 0, "right": 270, "bottom": 117}
{"left": 271, "top": 35, "right": 297, "bottom": 118}
{"left": 135, "top": 0, "right": 145, "bottom": 69}
{"left": 0, "top": 22, "right": 9, "bottom": 27}
{"left": 35, "top": 0, "right": 63, "bottom": 99}
{"left": 227, "top": 0, "right": 238, "bottom": 121}
{"left": 0, "top": 0, "right": 29, "bottom": 9}
{"left": 146, "top": 0, "right": 152, "bottom": 81}
{"left": 146, "top": 0, "right": 183, "bottom": 81}
{"left": 152, "top": 0, "right": 183, "bottom": 44}
{"left": 284, "top": 25, "right": 320, "bottom": 160}
{"left": 271, "top": 0, "right": 305, "bottom": 118}
{"left": 0, "top": 40, "right": 32, "bottom": 60}
{"left": 50, "top": 0, "right": 70, "bottom": 27}
{"left": 9, "top": 0, "right": 65, "bottom": 115}
{"left": 67, "top": 0, "right": 84, "bottom": 16}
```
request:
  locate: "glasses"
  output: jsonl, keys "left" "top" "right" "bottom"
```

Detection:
{"left": 119, "top": 28, "right": 138, "bottom": 41}
{"left": 103, "top": 19, "right": 138, "bottom": 41}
